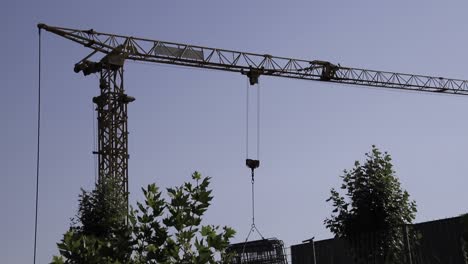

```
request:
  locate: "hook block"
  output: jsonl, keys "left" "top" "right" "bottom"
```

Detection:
{"left": 246, "top": 159, "right": 260, "bottom": 170}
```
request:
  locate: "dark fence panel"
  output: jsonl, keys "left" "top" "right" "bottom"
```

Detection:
{"left": 410, "top": 217, "right": 465, "bottom": 264}
{"left": 291, "top": 216, "right": 466, "bottom": 264}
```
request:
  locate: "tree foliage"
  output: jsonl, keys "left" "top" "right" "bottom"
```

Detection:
{"left": 131, "top": 172, "right": 236, "bottom": 264}
{"left": 325, "top": 146, "right": 417, "bottom": 261}
{"left": 52, "top": 172, "right": 235, "bottom": 264}
{"left": 52, "top": 178, "right": 133, "bottom": 264}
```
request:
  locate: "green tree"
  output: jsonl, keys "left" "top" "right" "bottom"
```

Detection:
{"left": 325, "top": 146, "right": 417, "bottom": 262}
{"left": 52, "top": 172, "right": 235, "bottom": 264}
{"left": 52, "top": 178, "right": 133, "bottom": 264}
{"left": 131, "top": 171, "right": 236, "bottom": 264}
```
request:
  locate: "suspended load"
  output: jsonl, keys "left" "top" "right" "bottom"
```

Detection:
{"left": 227, "top": 238, "right": 288, "bottom": 264}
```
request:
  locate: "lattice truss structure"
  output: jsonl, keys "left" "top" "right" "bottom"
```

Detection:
{"left": 93, "top": 66, "right": 133, "bottom": 202}
{"left": 39, "top": 23, "right": 468, "bottom": 95}
{"left": 227, "top": 238, "right": 288, "bottom": 264}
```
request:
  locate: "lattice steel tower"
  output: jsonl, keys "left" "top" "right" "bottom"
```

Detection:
{"left": 73, "top": 46, "right": 134, "bottom": 206}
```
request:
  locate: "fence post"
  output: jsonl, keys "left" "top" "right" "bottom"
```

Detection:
{"left": 403, "top": 225, "right": 413, "bottom": 264}
{"left": 312, "top": 238, "right": 317, "bottom": 264}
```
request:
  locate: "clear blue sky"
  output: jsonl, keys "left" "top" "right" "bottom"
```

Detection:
{"left": 2, "top": 0, "right": 468, "bottom": 263}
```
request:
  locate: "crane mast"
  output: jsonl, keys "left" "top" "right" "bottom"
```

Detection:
{"left": 93, "top": 65, "right": 133, "bottom": 205}
{"left": 75, "top": 45, "right": 135, "bottom": 207}
{"left": 38, "top": 23, "right": 468, "bottom": 208}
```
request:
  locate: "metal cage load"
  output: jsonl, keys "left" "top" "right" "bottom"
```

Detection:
{"left": 227, "top": 238, "right": 288, "bottom": 264}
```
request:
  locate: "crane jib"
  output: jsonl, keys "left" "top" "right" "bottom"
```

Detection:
{"left": 38, "top": 23, "right": 468, "bottom": 95}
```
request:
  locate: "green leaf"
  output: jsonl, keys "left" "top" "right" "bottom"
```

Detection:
{"left": 192, "top": 171, "right": 202, "bottom": 181}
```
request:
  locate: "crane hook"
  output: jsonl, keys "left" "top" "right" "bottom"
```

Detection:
{"left": 246, "top": 159, "right": 260, "bottom": 182}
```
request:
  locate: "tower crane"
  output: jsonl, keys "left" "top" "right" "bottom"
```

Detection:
{"left": 37, "top": 23, "right": 468, "bottom": 208}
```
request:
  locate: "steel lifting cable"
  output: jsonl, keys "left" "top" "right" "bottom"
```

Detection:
{"left": 245, "top": 78, "right": 261, "bottom": 161}
{"left": 244, "top": 165, "right": 264, "bottom": 241}
{"left": 245, "top": 78, "right": 250, "bottom": 160}
{"left": 256, "top": 80, "right": 260, "bottom": 162}
{"left": 33, "top": 27, "right": 42, "bottom": 264}
{"left": 243, "top": 78, "right": 264, "bottom": 256}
